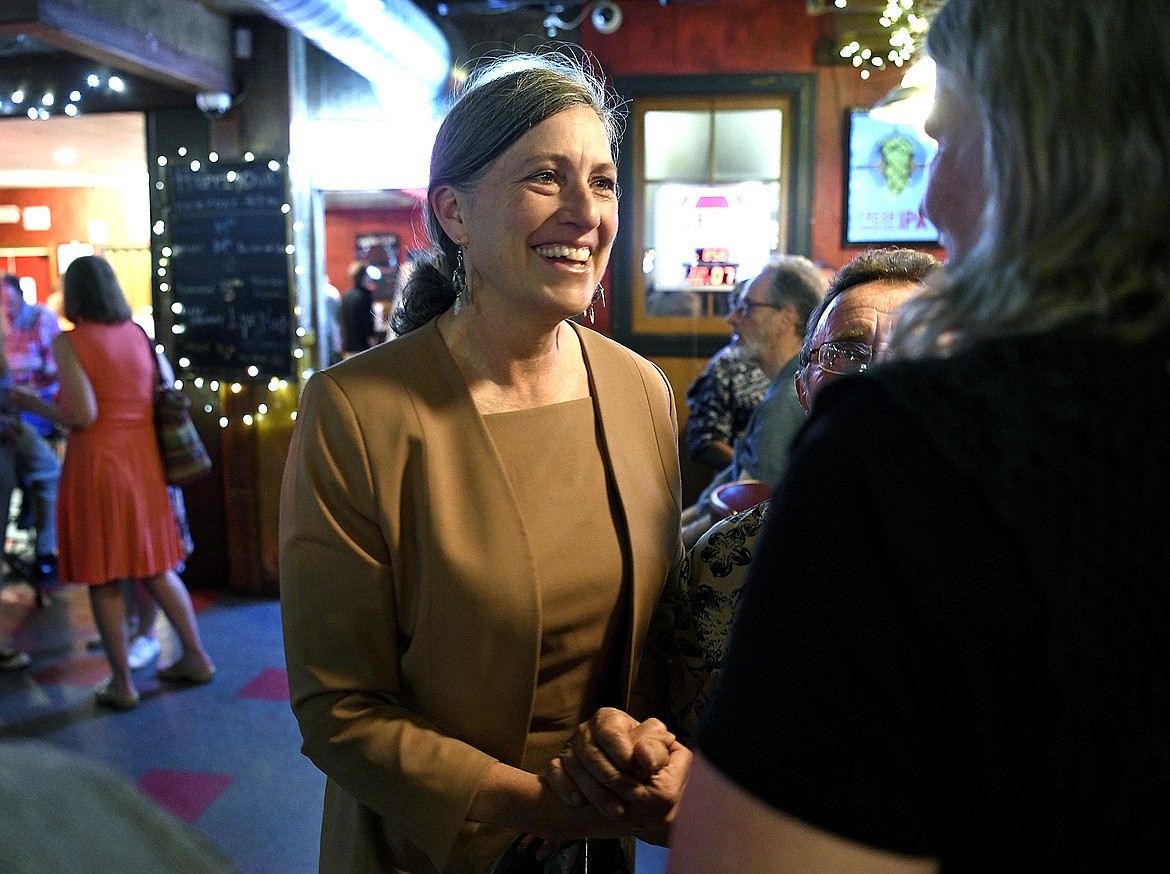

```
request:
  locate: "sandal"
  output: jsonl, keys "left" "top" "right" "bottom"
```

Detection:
{"left": 95, "top": 682, "right": 140, "bottom": 711}
{"left": 157, "top": 661, "right": 216, "bottom": 684}
{"left": 0, "top": 648, "right": 31, "bottom": 671}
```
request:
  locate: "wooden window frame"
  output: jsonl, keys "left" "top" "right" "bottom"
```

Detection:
{"left": 610, "top": 72, "right": 816, "bottom": 358}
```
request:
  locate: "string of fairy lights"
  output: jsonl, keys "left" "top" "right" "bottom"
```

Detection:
{"left": 834, "top": 0, "right": 933, "bottom": 80}
{"left": 1, "top": 71, "right": 126, "bottom": 119}
{"left": 160, "top": 367, "right": 301, "bottom": 431}
{"left": 150, "top": 149, "right": 310, "bottom": 431}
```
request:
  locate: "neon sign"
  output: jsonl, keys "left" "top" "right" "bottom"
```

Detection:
{"left": 683, "top": 247, "right": 738, "bottom": 288}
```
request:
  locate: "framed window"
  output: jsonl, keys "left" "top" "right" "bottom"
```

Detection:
{"left": 843, "top": 108, "right": 938, "bottom": 246}
{"left": 611, "top": 74, "right": 816, "bottom": 357}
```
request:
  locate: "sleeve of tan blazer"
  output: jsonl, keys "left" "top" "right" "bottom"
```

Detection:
{"left": 279, "top": 345, "right": 497, "bottom": 871}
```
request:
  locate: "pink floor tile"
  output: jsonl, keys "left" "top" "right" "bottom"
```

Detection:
{"left": 137, "top": 768, "right": 235, "bottom": 822}
{"left": 237, "top": 667, "right": 290, "bottom": 701}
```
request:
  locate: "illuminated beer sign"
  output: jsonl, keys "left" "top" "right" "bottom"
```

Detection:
{"left": 684, "top": 247, "right": 738, "bottom": 288}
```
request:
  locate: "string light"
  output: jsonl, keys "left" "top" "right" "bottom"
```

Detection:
{"left": 167, "top": 370, "right": 302, "bottom": 431}
{"left": 838, "top": 0, "right": 934, "bottom": 78}
{"left": 1, "top": 69, "right": 132, "bottom": 118}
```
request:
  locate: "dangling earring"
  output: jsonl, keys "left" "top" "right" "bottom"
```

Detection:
{"left": 585, "top": 283, "right": 605, "bottom": 324}
{"left": 452, "top": 247, "right": 469, "bottom": 314}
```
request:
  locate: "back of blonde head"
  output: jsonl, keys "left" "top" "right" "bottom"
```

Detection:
{"left": 891, "top": 0, "right": 1170, "bottom": 357}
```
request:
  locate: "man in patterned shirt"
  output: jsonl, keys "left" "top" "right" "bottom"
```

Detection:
{"left": 684, "top": 289, "right": 771, "bottom": 472}
{"left": 670, "top": 248, "right": 939, "bottom": 734}
{"left": 2, "top": 274, "right": 60, "bottom": 436}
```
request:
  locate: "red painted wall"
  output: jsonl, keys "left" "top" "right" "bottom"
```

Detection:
{"left": 584, "top": 0, "right": 822, "bottom": 76}
{"left": 582, "top": 0, "right": 943, "bottom": 271}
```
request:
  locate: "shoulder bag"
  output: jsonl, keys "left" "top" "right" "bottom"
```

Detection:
{"left": 138, "top": 325, "right": 212, "bottom": 486}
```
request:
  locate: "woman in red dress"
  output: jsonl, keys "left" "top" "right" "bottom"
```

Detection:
{"left": 17, "top": 255, "right": 214, "bottom": 710}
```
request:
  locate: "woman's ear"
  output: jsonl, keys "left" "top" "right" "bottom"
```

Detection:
{"left": 431, "top": 185, "right": 466, "bottom": 246}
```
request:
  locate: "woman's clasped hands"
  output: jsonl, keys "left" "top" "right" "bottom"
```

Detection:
{"left": 540, "top": 707, "right": 692, "bottom": 851}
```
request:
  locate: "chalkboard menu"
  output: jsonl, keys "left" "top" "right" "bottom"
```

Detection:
{"left": 163, "top": 159, "right": 294, "bottom": 378}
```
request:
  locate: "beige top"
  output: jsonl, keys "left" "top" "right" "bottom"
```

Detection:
{"left": 485, "top": 397, "right": 629, "bottom": 776}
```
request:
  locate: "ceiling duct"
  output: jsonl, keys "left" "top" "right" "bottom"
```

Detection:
{"left": 246, "top": 0, "right": 452, "bottom": 106}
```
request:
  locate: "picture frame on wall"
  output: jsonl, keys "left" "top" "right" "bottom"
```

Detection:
{"left": 843, "top": 108, "right": 938, "bottom": 246}
{"left": 354, "top": 232, "right": 400, "bottom": 274}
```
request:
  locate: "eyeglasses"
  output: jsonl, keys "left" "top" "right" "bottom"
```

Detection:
{"left": 730, "top": 298, "right": 782, "bottom": 319}
{"left": 806, "top": 340, "right": 875, "bottom": 375}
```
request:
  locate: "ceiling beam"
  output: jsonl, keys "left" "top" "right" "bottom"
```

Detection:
{"left": 0, "top": 0, "right": 233, "bottom": 93}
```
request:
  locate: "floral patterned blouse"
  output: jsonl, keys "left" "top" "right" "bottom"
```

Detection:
{"left": 669, "top": 499, "right": 771, "bottom": 740}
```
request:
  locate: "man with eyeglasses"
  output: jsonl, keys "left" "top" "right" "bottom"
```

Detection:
{"left": 682, "top": 255, "right": 826, "bottom": 548}
{"left": 795, "top": 248, "right": 941, "bottom": 413}
{"left": 684, "top": 280, "right": 771, "bottom": 473}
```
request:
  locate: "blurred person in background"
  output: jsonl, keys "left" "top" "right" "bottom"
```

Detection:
{"left": 339, "top": 261, "right": 382, "bottom": 359}
{"left": 2, "top": 272, "right": 60, "bottom": 437}
{"left": 1, "top": 272, "right": 61, "bottom": 585}
{"left": 0, "top": 326, "right": 26, "bottom": 670}
{"left": 680, "top": 257, "right": 825, "bottom": 547}
{"left": 321, "top": 274, "right": 343, "bottom": 367}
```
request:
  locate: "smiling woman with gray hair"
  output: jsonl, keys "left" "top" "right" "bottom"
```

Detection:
{"left": 669, "top": 1, "right": 1170, "bottom": 872}
{"left": 280, "top": 51, "right": 688, "bottom": 874}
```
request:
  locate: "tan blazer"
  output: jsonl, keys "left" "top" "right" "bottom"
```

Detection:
{"left": 279, "top": 320, "right": 682, "bottom": 874}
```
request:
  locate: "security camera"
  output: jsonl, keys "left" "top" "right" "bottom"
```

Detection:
{"left": 591, "top": 1, "right": 623, "bottom": 34}
{"left": 195, "top": 91, "right": 233, "bottom": 117}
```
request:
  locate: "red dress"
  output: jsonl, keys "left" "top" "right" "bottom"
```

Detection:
{"left": 57, "top": 321, "right": 184, "bottom": 585}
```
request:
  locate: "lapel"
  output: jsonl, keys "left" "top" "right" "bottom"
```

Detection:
{"left": 572, "top": 322, "right": 678, "bottom": 698}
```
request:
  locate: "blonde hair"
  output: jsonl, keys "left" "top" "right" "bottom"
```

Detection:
{"left": 890, "top": 0, "right": 1170, "bottom": 357}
